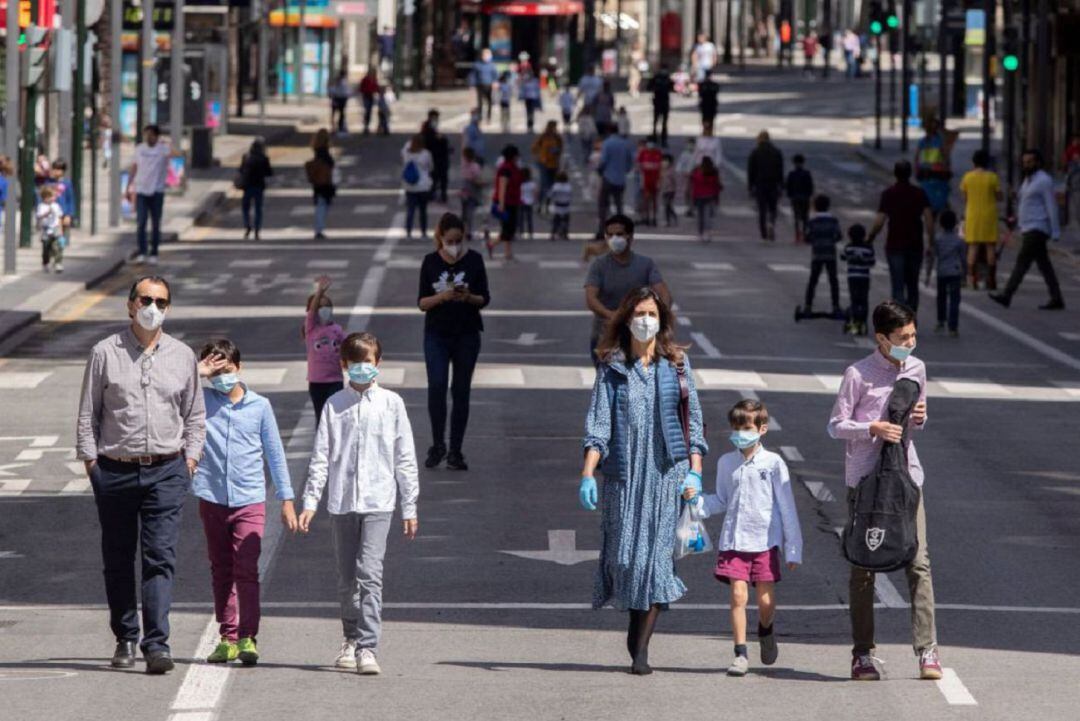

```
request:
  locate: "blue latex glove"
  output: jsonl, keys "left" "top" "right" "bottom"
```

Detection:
{"left": 680, "top": 470, "right": 703, "bottom": 495}
{"left": 579, "top": 476, "right": 598, "bottom": 511}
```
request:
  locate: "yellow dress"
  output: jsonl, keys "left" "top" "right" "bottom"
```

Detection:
{"left": 959, "top": 169, "right": 1000, "bottom": 243}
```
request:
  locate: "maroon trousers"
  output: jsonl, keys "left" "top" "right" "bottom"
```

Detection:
{"left": 199, "top": 500, "right": 265, "bottom": 641}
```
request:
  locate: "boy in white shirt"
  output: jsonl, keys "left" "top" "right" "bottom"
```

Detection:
{"left": 549, "top": 171, "right": 573, "bottom": 240}
{"left": 299, "top": 332, "right": 419, "bottom": 676}
{"left": 684, "top": 399, "right": 802, "bottom": 677}
{"left": 36, "top": 185, "right": 66, "bottom": 273}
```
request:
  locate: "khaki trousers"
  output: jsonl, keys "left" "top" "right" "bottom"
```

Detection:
{"left": 848, "top": 488, "right": 937, "bottom": 655}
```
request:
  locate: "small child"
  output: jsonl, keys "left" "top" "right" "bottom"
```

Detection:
{"left": 841, "top": 224, "right": 875, "bottom": 335}
{"left": 460, "top": 147, "right": 485, "bottom": 240}
{"left": 785, "top": 154, "right": 814, "bottom": 243}
{"left": 194, "top": 338, "right": 296, "bottom": 666}
{"left": 300, "top": 332, "right": 419, "bottom": 676}
{"left": 676, "top": 139, "right": 696, "bottom": 216}
{"left": 690, "top": 156, "right": 722, "bottom": 243}
{"left": 660, "top": 154, "right": 678, "bottom": 226}
{"left": 927, "top": 209, "right": 967, "bottom": 336}
{"left": 637, "top": 136, "right": 663, "bottom": 226}
{"left": 549, "top": 170, "right": 573, "bottom": 241}
{"left": 616, "top": 106, "right": 631, "bottom": 137}
{"left": 303, "top": 275, "right": 346, "bottom": 425}
{"left": 46, "top": 158, "right": 75, "bottom": 240}
{"left": 684, "top": 399, "right": 802, "bottom": 677}
{"left": 376, "top": 87, "right": 392, "bottom": 135}
{"left": 36, "top": 185, "right": 65, "bottom": 273}
{"left": 519, "top": 167, "right": 536, "bottom": 240}
{"left": 559, "top": 87, "right": 575, "bottom": 131}
{"left": 802, "top": 194, "right": 843, "bottom": 316}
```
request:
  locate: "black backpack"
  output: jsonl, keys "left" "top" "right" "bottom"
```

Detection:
{"left": 842, "top": 378, "right": 921, "bottom": 572}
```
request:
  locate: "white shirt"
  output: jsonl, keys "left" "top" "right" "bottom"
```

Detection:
{"left": 520, "top": 180, "right": 537, "bottom": 206}
{"left": 401, "top": 146, "right": 434, "bottom": 193}
{"left": 132, "top": 141, "right": 171, "bottom": 195}
{"left": 302, "top": 384, "right": 419, "bottom": 519}
{"left": 696, "top": 446, "right": 803, "bottom": 563}
{"left": 692, "top": 136, "right": 723, "bottom": 170}
{"left": 694, "top": 41, "right": 717, "bottom": 69}
{"left": 36, "top": 201, "right": 64, "bottom": 237}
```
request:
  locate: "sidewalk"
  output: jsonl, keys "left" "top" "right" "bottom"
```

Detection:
{"left": 0, "top": 102, "right": 320, "bottom": 347}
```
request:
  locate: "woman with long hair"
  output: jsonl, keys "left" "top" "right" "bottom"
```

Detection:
{"left": 402, "top": 133, "right": 435, "bottom": 240}
{"left": 417, "top": 213, "right": 491, "bottom": 471}
{"left": 579, "top": 287, "right": 707, "bottom": 675}
{"left": 307, "top": 129, "right": 336, "bottom": 240}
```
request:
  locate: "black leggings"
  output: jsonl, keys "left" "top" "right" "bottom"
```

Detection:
{"left": 424, "top": 330, "right": 481, "bottom": 453}
{"left": 309, "top": 381, "right": 344, "bottom": 426}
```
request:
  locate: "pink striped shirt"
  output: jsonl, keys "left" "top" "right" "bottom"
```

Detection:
{"left": 827, "top": 350, "right": 927, "bottom": 488}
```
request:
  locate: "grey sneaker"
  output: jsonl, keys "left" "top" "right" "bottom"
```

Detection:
{"left": 759, "top": 629, "right": 778, "bottom": 666}
{"left": 335, "top": 639, "right": 357, "bottom": 669}
{"left": 727, "top": 655, "right": 749, "bottom": 677}
{"left": 357, "top": 648, "right": 381, "bottom": 675}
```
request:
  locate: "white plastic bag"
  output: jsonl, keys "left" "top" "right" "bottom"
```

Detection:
{"left": 674, "top": 501, "right": 713, "bottom": 560}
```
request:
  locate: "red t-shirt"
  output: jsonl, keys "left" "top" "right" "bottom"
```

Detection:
{"left": 494, "top": 162, "right": 524, "bottom": 207}
{"left": 690, "top": 168, "right": 722, "bottom": 200}
{"left": 637, "top": 147, "right": 663, "bottom": 191}
{"left": 878, "top": 181, "right": 930, "bottom": 253}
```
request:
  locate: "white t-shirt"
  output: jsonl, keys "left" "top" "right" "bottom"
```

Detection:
{"left": 400, "top": 146, "right": 433, "bottom": 192}
{"left": 132, "top": 142, "right": 171, "bottom": 196}
{"left": 36, "top": 201, "right": 64, "bottom": 237}
{"left": 695, "top": 42, "right": 717, "bottom": 70}
{"left": 520, "top": 180, "right": 537, "bottom": 206}
{"left": 692, "top": 136, "right": 723, "bottom": 170}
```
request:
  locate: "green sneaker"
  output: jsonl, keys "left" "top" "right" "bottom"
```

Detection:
{"left": 207, "top": 638, "right": 238, "bottom": 664}
{"left": 237, "top": 637, "right": 259, "bottom": 666}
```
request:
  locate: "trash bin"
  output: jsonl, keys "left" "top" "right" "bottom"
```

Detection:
{"left": 191, "top": 127, "right": 214, "bottom": 169}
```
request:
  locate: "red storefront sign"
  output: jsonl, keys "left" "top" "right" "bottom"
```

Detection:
{"left": 0, "top": 0, "right": 56, "bottom": 31}
{"left": 660, "top": 11, "right": 681, "bottom": 52}
{"left": 483, "top": 1, "right": 583, "bottom": 15}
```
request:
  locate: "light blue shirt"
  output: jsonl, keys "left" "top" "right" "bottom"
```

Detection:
{"left": 696, "top": 446, "right": 803, "bottom": 563}
{"left": 1018, "top": 169, "right": 1061, "bottom": 240}
{"left": 464, "top": 121, "right": 485, "bottom": 162}
{"left": 192, "top": 385, "right": 294, "bottom": 507}
{"left": 472, "top": 60, "right": 498, "bottom": 86}
{"left": 599, "top": 135, "right": 635, "bottom": 187}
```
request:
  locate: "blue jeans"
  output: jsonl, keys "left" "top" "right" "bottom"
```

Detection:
{"left": 314, "top": 195, "right": 330, "bottom": 234}
{"left": 242, "top": 187, "right": 265, "bottom": 232}
{"left": 936, "top": 276, "right": 962, "bottom": 331}
{"left": 136, "top": 192, "right": 165, "bottom": 256}
{"left": 406, "top": 191, "right": 429, "bottom": 237}
{"left": 90, "top": 455, "right": 188, "bottom": 653}
{"left": 423, "top": 330, "right": 481, "bottom": 453}
{"left": 887, "top": 248, "right": 923, "bottom": 312}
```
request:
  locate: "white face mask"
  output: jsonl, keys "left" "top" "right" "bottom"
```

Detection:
{"left": 629, "top": 315, "right": 660, "bottom": 343}
{"left": 317, "top": 306, "right": 334, "bottom": 324}
{"left": 442, "top": 243, "right": 463, "bottom": 260}
{"left": 607, "top": 235, "right": 628, "bottom": 254}
{"left": 135, "top": 303, "right": 166, "bottom": 331}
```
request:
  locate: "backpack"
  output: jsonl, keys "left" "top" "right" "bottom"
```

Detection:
{"left": 402, "top": 159, "right": 420, "bottom": 185}
{"left": 305, "top": 158, "right": 332, "bottom": 187}
{"left": 842, "top": 378, "right": 922, "bottom": 572}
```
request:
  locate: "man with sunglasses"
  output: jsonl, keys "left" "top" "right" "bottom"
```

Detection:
{"left": 76, "top": 276, "right": 206, "bottom": 674}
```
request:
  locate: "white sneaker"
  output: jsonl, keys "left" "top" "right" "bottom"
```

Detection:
{"left": 54, "top": 262, "right": 64, "bottom": 273}
{"left": 334, "top": 640, "right": 357, "bottom": 669}
{"left": 357, "top": 648, "right": 381, "bottom": 675}
{"left": 131, "top": 254, "right": 147, "bottom": 264}
{"left": 148, "top": 255, "right": 160, "bottom": 266}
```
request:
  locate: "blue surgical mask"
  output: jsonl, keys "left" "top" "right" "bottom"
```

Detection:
{"left": 729, "top": 429, "right": 761, "bottom": 450}
{"left": 888, "top": 341, "right": 916, "bottom": 362}
{"left": 211, "top": 373, "right": 240, "bottom": 393}
{"left": 347, "top": 362, "right": 380, "bottom": 384}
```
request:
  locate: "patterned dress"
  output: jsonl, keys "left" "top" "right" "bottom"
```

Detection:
{"left": 584, "top": 355, "right": 707, "bottom": 611}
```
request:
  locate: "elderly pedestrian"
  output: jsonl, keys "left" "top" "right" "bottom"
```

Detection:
{"left": 76, "top": 275, "right": 206, "bottom": 674}
{"left": 579, "top": 286, "right": 707, "bottom": 675}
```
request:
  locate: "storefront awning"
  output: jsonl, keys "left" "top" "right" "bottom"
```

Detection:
{"left": 482, "top": 1, "right": 583, "bottom": 15}
{"left": 269, "top": 9, "right": 339, "bottom": 27}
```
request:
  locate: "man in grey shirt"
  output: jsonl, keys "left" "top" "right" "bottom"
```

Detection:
{"left": 77, "top": 275, "right": 205, "bottom": 674}
{"left": 585, "top": 214, "right": 672, "bottom": 362}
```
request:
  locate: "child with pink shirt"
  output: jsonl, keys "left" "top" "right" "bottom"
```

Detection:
{"left": 304, "top": 275, "right": 345, "bottom": 424}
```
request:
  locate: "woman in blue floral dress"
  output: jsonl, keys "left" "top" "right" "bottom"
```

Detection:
{"left": 579, "top": 287, "right": 708, "bottom": 675}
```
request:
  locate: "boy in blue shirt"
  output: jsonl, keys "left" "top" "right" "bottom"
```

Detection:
{"left": 926, "top": 209, "right": 967, "bottom": 336}
{"left": 799, "top": 194, "right": 843, "bottom": 318}
{"left": 194, "top": 339, "right": 296, "bottom": 666}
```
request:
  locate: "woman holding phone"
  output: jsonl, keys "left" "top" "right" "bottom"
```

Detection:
{"left": 418, "top": 213, "right": 491, "bottom": 471}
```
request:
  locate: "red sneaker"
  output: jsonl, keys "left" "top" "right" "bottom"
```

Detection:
{"left": 851, "top": 653, "right": 880, "bottom": 681}
{"left": 919, "top": 646, "right": 943, "bottom": 680}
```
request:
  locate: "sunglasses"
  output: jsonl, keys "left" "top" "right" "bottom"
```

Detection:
{"left": 136, "top": 295, "right": 170, "bottom": 310}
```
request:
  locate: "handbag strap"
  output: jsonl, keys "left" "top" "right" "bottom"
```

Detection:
{"left": 675, "top": 360, "right": 690, "bottom": 447}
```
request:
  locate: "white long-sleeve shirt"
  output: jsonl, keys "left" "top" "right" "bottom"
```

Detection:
{"left": 696, "top": 446, "right": 803, "bottom": 564}
{"left": 302, "top": 384, "right": 419, "bottom": 519}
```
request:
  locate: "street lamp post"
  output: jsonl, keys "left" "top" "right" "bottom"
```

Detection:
{"left": 110, "top": 0, "right": 123, "bottom": 228}
{"left": 3, "top": 0, "right": 18, "bottom": 272}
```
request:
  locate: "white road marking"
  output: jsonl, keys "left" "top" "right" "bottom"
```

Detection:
{"left": 689, "top": 332, "right": 723, "bottom": 359}
{"left": 0, "top": 480, "right": 32, "bottom": 495}
{"left": 502, "top": 530, "right": 600, "bottom": 566}
{"left": 815, "top": 374, "right": 844, "bottom": 392}
{"left": 802, "top": 480, "right": 836, "bottom": 502}
{"left": 696, "top": 369, "right": 766, "bottom": 388}
{"left": 0, "top": 435, "right": 58, "bottom": 447}
{"left": 229, "top": 259, "right": 273, "bottom": 268}
{"left": 0, "top": 372, "right": 52, "bottom": 389}
{"left": 780, "top": 446, "right": 804, "bottom": 462}
{"left": 289, "top": 205, "right": 314, "bottom": 217}
{"left": 937, "top": 379, "right": 1011, "bottom": 396}
{"left": 351, "top": 204, "right": 389, "bottom": 214}
{"left": 239, "top": 368, "right": 289, "bottom": 386}
{"left": 538, "top": 260, "right": 583, "bottom": 269}
{"left": 768, "top": 263, "right": 806, "bottom": 273}
{"left": 307, "top": 259, "right": 349, "bottom": 269}
{"left": 15, "top": 447, "right": 74, "bottom": 461}
{"left": 676, "top": 315, "right": 692, "bottom": 327}
{"left": 692, "top": 262, "right": 736, "bottom": 271}
{"left": 875, "top": 575, "right": 908, "bottom": 608}
{"left": 60, "top": 479, "right": 92, "bottom": 494}
{"left": 386, "top": 258, "right": 423, "bottom": 269}
{"left": 1060, "top": 332, "right": 1080, "bottom": 341}
{"left": 474, "top": 367, "right": 526, "bottom": 386}
{"left": 936, "top": 668, "right": 979, "bottom": 706}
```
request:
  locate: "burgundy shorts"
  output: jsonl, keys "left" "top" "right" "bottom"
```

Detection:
{"left": 714, "top": 547, "right": 782, "bottom": 586}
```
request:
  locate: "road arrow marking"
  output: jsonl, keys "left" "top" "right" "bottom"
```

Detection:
{"left": 502, "top": 530, "right": 599, "bottom": 566}
{"left": 0, "top": 463, "right": 30, "bottom": 477}
{"left": 495, "top": 332, "right": 559, "bottom": 347}
{"left": 0, "top": 436, "right": 59, "bottom": 447}
{"left": 15, "top": 448, "right": 75, "bottom": 462}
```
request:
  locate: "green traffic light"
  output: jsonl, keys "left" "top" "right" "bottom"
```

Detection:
{"left": 1003, "top": 54, "right": 1019, "bottom": 72}
{"left": 886, "top": 14, "right": 899, "bottom": 28}
{"left": 870, "top": 20, "right": 883, "bottom": 34}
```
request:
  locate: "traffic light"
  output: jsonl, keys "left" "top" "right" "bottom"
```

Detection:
{"left": 20, "top": 23, "right": 48, "bottom": 88}
{"left": 1002, "top": 27, "right": 1019, "bottom": 72}
{"left": 886, "top": 12, "right": 899, "bottom": 28}
{"left": 869, "top": 0, "right": 884, "bottom": 35}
